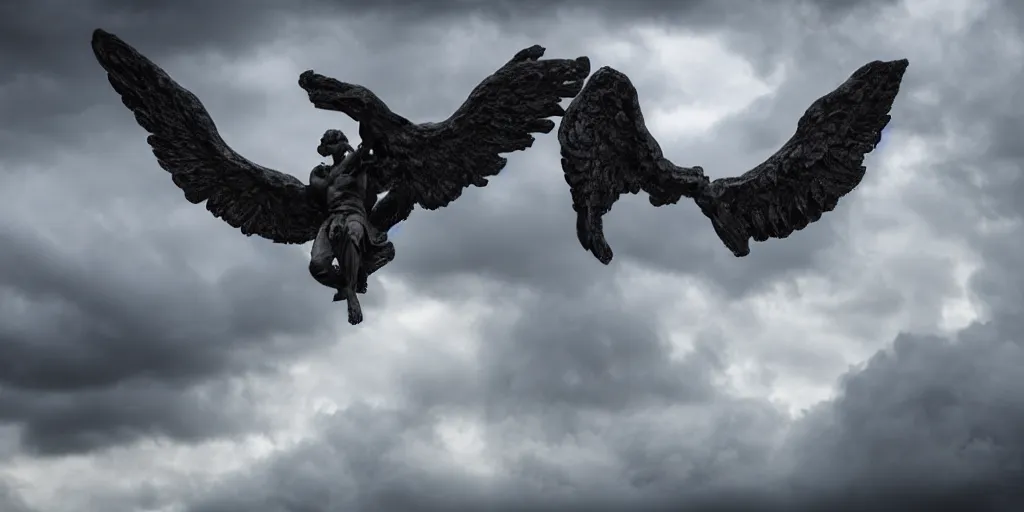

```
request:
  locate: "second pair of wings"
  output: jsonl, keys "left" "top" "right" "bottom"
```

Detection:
{"left": 91, "top": 29, "right": 907, "bottom": 265}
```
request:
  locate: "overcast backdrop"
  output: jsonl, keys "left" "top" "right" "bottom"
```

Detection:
{"left": 1, "top": 0, "right": 1023, "bottom": 510}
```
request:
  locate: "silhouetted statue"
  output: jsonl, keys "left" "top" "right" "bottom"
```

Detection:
{"left": 92, "top": 29, "right": 590, "bottom": 324}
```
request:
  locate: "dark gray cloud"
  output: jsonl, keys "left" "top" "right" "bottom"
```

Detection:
{"left": 189, "top": 317, "right": 1024, "bottom": 511}
{"left": 191, "top": 315, "right": 1024, "bottom": 511}
{"left": 187, "top": 280, "right": 788, "bottom": 512}
{"left": 395, "top": 287, "right": 725, "bottom": 416}
{"left": 0, "top": 0, "right": 324, "bottom": 156}
{"left": 477, "top": 292, "right": 720, "bottom": 411}
{"left": 0, "top": 215, "right": 338, "bottom": 454}
{"left": 0, "top": 0, "right": 886, "bottom": 156}
{"left": 1, "top": 378, "right": 254, "bottom": 456}
{"left": 836, "top": 331, "right": 1024, "bottom": 470}
{"left": 785, "top": 324, "right": 1024, "bottom": 509}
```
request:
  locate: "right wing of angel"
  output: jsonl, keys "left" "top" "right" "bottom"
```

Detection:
{"left": 92, "top": 29, "right": 326, "bottom": 245}
{"left": 558, "top": 59, "right": 907, "bottom": 263}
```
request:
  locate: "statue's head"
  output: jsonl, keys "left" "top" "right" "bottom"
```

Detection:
{"left": 317, "top": 129, "right": 352, "bottom": 158}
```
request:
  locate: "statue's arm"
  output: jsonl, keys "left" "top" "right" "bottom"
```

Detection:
{"left": 307, "top": 164, "right": 330, "bottom": 199}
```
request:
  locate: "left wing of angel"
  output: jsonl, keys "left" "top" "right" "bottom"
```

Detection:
{"left": 558, "top": 59, "right": 908, "bottom": 263}
{"left": 298, "top": 46, "right": 591, "bottom": 232}
{"left": 92, "top": 29, "right": 326, "bottom": 245}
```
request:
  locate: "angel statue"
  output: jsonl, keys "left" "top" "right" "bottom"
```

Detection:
{"left": 91, "top": 29, "right": 590, "bottom": 325}
{"left": 308, "top": 129, "right": 393, "bottom": 325}
{"left": 558, "top": 58, "right": 908, "bottom": 263}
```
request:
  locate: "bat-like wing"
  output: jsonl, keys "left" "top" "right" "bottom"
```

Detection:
{"left": 558, "top": 59, "right": 908, "bottom": 263}
{"left": 298, "top": 46, "right": 591, "bottom": 232}
{"left": 92, "top": 29, "right": 326, "bottom": 244}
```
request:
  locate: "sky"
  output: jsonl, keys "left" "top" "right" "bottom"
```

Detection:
{"left": 1, "top": 0, "right": 1023, "bottom": 510}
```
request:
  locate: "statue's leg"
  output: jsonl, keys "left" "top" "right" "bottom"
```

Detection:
{"left": 308, "top": 220, "right": 341, "bottom": 290}
{"left": 332, "top": 218, "right": 365, "bottom": 325}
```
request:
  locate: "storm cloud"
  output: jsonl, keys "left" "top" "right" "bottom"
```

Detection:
{"left": 1, "top": 0, "right": 1022, "bottom": 511}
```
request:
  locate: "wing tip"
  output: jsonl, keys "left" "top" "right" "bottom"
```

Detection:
{"left": 857, "top": 58, "right": 910, "bottom": 84}
{"left": 579, "top": 232, "right": 615, "bottom": 265}
{"left": 91, "top": 28, "right": 119, "bottom": 54}
{"left": 574, "top": 56, "right": 592, "bottom": 78}
{"left": 594, "top": 65, "right": 623, "bottom": 75}
{"left": 513, "top": 45, "right": 546, "bottom": 62}
{"left": 884, "top": 58, "right": 910, "bottom": 79}
{"left": 590, "top": 66, "right": 632, "bottom": 86}
{"left": 730, "top": 245, "right": 751, "bottom": 258}
{"left": 576, "top": 209, "right": 615, "bottom": 265}
{"left": 574, "top": 66, "right": 638, "bottom": 102}
{"left": 696, "top": 196, "right": 753, "bottom": 258}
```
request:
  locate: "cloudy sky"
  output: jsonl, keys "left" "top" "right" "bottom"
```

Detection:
{"left": 1, "top": 0, "right": 1023, "bottom": 510}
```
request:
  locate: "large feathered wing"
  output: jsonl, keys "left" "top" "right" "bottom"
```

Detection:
{"left": 300, "top": 46, "right": 591, "bottom": 232}
{"left": 558, "top": 59, "right": 908, "bottom": 263}
{"left": 695, "top": 59, "right": 909, "bottom": 257}
{"left": 556, "top": 67, "right": 710, "bottom": 264}
{"left": 92, "top": 29, "right": 325, "bottom": 244}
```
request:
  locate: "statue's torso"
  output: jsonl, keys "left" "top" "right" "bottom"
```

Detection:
{"left": 325, "top": 157, "right": 368, "bottom": 217}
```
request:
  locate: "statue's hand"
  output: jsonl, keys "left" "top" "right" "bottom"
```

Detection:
{"left": 309, "top": 164, "right": 330, "bottom": 192}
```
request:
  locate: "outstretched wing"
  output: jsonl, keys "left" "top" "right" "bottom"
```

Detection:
{"left": 695, "top": 59, "right": 909, "bottom": 257}
{"left": 557, "top": 66, "right": 709, "bottom": 264}
{"left": 558, "top": 59, "right": 908, "bottom": 263}
{"left": 92, "top": 29, "right": 325, "bottom": 244}
{"left": 303, "top": 46, "right": 591, "bottom": 213}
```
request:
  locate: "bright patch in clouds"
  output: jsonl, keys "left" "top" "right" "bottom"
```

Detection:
{"left": 435, "top": 416, "right": 495, "bottom": 477}
{"left": 639, "top": 28, "right": 782, "bottom": 138}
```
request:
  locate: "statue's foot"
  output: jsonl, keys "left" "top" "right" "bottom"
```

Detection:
{"left": 346, "top": 294, "right": 363, "bottom": 325}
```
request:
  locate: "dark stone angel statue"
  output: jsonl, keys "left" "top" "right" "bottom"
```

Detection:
{"left": 558, "top": 59, "right": 908, "bottom": 263}
{"left": 91, "top": 29, "right": 590, "bottom": 325}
